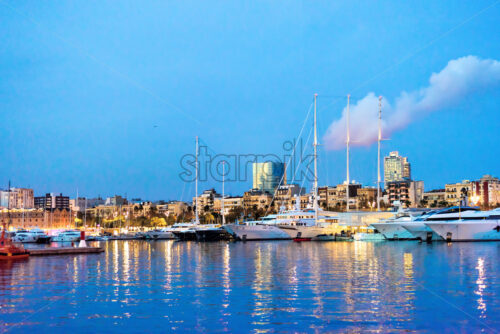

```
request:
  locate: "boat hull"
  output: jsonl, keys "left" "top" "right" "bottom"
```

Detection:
{"left": 145, "top": 232, "right": 176, "bottom": 240}
{"left": 425, "top": 220, "right": 500, "bottom": 241}
{"left": 195, "top": 228, "right": 231, "bottom": 241}
{"left": 222, "top": 224, "right": 290, "bottom": 241}
{"left": 353, "top": 233, "right": 386, "bottom": 241}
{"left": 172, "top": 231, "right": 197, "bottom": 241}
{"left": 370, "top": 223, "right": 417, "bottom": 240}
{"left": 0, "top": 253, "right": 29, "bottom": 260}
{"left": 278, "top": 225, "right": 341, "bottom": 240}
{"left": 401, "top": 222, "right": 443, "bottom": 241}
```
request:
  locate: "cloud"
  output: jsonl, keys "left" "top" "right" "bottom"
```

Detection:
{"left": 323, "top": 56, "right": 500, "bottom": 150}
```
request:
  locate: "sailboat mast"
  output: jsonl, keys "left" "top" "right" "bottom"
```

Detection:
{"left": 195, "top": 136, "right": 200, "bottom": 224}
{"left": 313, "top": 93, "right": 318, "bottom": 225}
{"left": 221, "top": 161, "right": 226, "bottom": 225}
{"left": 346, "top": 95, "right": 350, "bottom": 212}
{"left": 377, "top": 96, "right": 382, "bottom": 212}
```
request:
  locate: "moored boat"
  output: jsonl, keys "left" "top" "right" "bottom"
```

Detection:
{"left": 144, "top": 228, "right": 176, "bottom": 240}
{"left": 52, "top": 230, "right": 81, "bottom": 242}
{"left": 425, "top": 208, "right": 500, "bottom": 241}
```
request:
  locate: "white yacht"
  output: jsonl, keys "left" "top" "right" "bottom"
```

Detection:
{"left": 12, "top": 228, "right": 51, "bottom": 243}
{"left": 223, "top": 215, "right": 290, "bottom": 241}
{"left": 171, "top": 223, "right": 219, "bottom": 241}
{"left": 52, "top": 230, "right": 81, "bottom": 242}
{"left": 370, "top": 211, "right": 423, "bottom": 240}
{"left": 425, "top": 208, "right": 500, "bottom": 241}
{"left": 144, "top": 227, "right": 177, "bottom": 240}
{"left": 400, "top": 207, "right": 478, "bottom": 241}
{"left": 275, "top": 207, "right": 341, "bottom": 240}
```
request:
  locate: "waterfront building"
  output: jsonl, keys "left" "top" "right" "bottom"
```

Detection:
{"left": 357, "top": 187, "right": 378, "bottom": 208}
{"left": 274, "top": 184, "right": 305, "bottom": 211}
{"left": 213, "top": 196, "right": 243, "bottom": 215}
{"left": 252, "top": 162, "right": 285, "bottom": 194}
{"left": 384, "top": 151, "right": 411, "bottom": 184}
{"left": 34, "top": 193, "right": 70, "bottom": 210}
{"left": 242, "top": 189, "right": 273, "bottom": 212}
{"left": 192, "top": 189, "right": 221, "bottom": 213}
{"left": 445, "top": 180, "right": 473, "bottom": 206}
{"left": 422, "top": 189, "right": 446, "bottom": 207}
{"left": 387, "top": 180, "right": 424, "bottom": 208}
{"left": 0, "top": 208, "right": 72, "bottom": 229}
{"left": 317, "top": 183, "right": 364, "bottom": 210}
{"left": 157, "top": 201, "right": 189, "bottom": 217}
{"left": 471, "top": 175, "right": 500, "bottom": 207}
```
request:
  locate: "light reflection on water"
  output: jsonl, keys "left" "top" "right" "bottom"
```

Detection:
{"left": 1, "top": 241, "right": 500, "bottom": 333}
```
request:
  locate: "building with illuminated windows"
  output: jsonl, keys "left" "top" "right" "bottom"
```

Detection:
{"left": 252, "top": 162, "right": 285, "bottom": 194}
{"left": 384, "top": 151, "right": 411, "bottom": 184}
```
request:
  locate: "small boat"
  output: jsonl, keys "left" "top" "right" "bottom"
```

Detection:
{"left": 293, "top": 237, "right": 312, "bottom": 242}
{"left": 52, "top": 230, "right": 81, "bottom": 242}
{"left": 144, "top": 228, "right": 176, "bottom": 240}
{"left": 12, "top": 228, "right": 51, "bottom": 243}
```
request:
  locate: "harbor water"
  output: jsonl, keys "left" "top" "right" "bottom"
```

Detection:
{"left": 1, "top": 240, "right": 499, "bottom": 333}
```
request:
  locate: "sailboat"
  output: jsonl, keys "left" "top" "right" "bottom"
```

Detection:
{"left": 195, "top": 161, "right": 232, "bottom": 241}
{"left": 172, "top": 137, "right": 218, "bottom": 241}
{"left": 0, "top": 182, "right": 29, "bottom": 260}
{"left": 275, "top": 94, "right": 346, "bottom": 240}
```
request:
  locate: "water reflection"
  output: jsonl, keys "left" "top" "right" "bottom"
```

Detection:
{"left": 475, "top": 257, "right": 487, "bottom": 318}
{"left": 0, "top": 241, "right": 499, "bottom": 332}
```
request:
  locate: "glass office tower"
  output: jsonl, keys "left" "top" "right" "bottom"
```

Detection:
{"left": 252, "top": 162, "right": 285, "bottom": 194}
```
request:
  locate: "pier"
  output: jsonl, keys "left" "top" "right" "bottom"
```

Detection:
{"left": 29, "top": 247, "right": 104, "bottom": 256}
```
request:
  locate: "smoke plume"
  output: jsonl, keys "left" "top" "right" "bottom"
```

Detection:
{"left": 323, "top": 56, "right": 500, "bottom": 150}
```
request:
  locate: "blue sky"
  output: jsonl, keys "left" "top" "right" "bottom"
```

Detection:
{"left": 1, "top": 1, "right": 499, "bottom": 200}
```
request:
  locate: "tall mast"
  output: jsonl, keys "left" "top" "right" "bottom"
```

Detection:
{"left": 221, "top": 161, "right": 226, "bottom": 225}
{"left": 313, "top": 93, "right": 319, "bottom": 225}
{"left": 346, "top": 95, "right": 350, "bottom": 212}
{"left": 7, "top": 180, "right": 11, "bottom": 226}
{"left": 195, "top": 136, "right": 200, "bottom": 224}
{"left": 377, "top": 96, "right": 382, "bottom": 212}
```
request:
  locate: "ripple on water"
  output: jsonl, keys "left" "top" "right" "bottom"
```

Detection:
{"left": 0, "top": 241, "right": 499, "bottom": 333}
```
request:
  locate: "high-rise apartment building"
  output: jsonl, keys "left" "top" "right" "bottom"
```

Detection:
{"left": 252, "top": 162, "right": 285, "bottom": 194}
{"left": 384, "top": 151, "right": 411, "bottom": 184}
{"left": 0, "top": 188, "right": 34, "bottom": 209}
{"left": 34, "top": 193, "right": 70, "bottom": 210}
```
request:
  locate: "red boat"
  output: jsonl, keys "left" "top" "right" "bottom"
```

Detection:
{"left": 0, "top": 228, "right": 30, "bottom": 260}
{"left": 0, "top": 183, "right": 30, "bottom": 260}
{"left": 293, "top": 237, "right": 312, "bottom": 242}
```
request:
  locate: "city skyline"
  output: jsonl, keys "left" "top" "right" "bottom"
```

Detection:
{"left": 1, "top": 1, "right": 500, "bottom": 200}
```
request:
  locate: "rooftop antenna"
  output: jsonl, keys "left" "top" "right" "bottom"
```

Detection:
{"left": 346, "top": 94, "right": 350, "bottom": 212}
{"left": 313, "top": 93, "right": 319, "bottom": 225}
{"left": 195, "top": 136, "right": 200, "bottom": 224}
{"left": 377, "top": 96, "right": 382, "bottom": 212}
{"left": 221, "top": 161, "right": 226, "bottom": 225}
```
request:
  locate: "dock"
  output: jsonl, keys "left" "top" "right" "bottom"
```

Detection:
{"left": 29, "top": 247, "right": 104, "bottom": 256}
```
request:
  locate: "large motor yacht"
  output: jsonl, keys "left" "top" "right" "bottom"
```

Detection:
{"left": 400, "top": 207, "right": 479, "bottom": 241}
{"left": 370, "top": 208, "right": 434, "bottom": 240}
{"left": 12, "top": 228, "right": 51, "bottom": 243}
{"left": 424, "top": 208, "right": 500, "bottom": 241}
{"left": 223, "top": 215, "right": 290, "bottom": 241}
